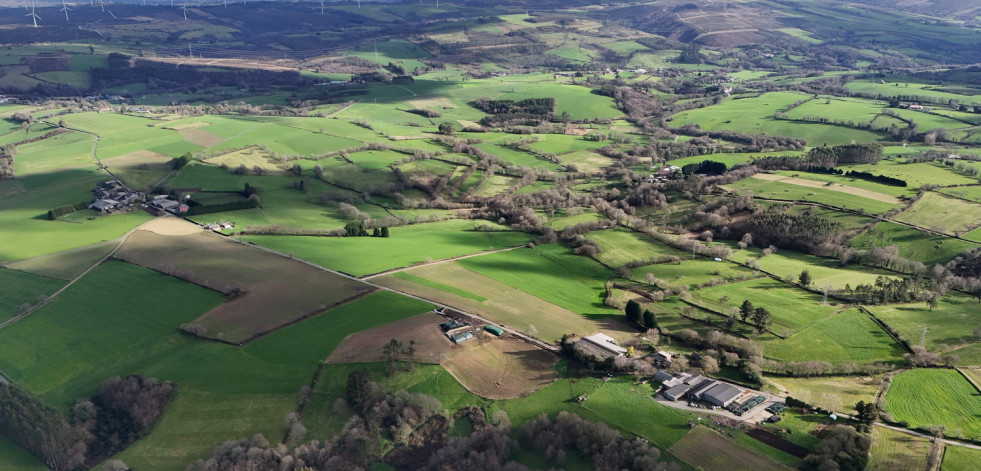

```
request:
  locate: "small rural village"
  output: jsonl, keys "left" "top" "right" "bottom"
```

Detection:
{"left": 0, "top": 0, "right": 980, "bottom": 470}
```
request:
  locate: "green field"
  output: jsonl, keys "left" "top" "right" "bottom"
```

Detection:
{"left": 884, "top": 369, "right": 981, "bottom": 440}
{"left": 458, "top": 243, "right": 620, "bottom": 317}
{"left": 851, "top": 221, "right": 976, "bottom": 267}
{"left": 0, "top": 268, "right": 64, "bottom": 322}
{"left": 244, "top": 219, "right": 534, "bottom": 276}
{"left": 631, "top": 259, "right": 758, "bottom": 290}
{"left": 693, "top": 278, "right": 838, "bottom": 336}
{"left": 737, "top": 248, "right": 899, "bottom": 290}
{"left": 942, "top": 445, "right": 981, "bottom": 471}
{"left": 841, "top": 160, "right": 977, "bottom": 189}
{"left": 725, "top": 177, "right": 900, "bottom": 214}
{"left": 867, "top": 426, "right": 932, "bottom": 471}
{"left": 771, "top": 376, "right": 880, "bottom": 412}
{"left": 761, "top": 309, "right": 904, "bottom": 363}
{"left": 895, "top": 192, "right": 981, "bottom": 235}
{"left": 13, "top": 131, "right": 95, "bottom": 175}
{"left": 866, "top": 295, "right": 981, "bottom": 365}
{"left": 0, "top": 436, "right": 47, "bottom": 471}
{"left": 588, "top": 228, "right": 689, "bottom": 267}
{"left": 6, "top": 241, "right": 116, "bottom": 280}
{"left": 669, "top": 92, "right": 884, "bottom": 146}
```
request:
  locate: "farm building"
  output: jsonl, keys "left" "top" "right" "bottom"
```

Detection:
{"left": 484, "top": 325, "right": 504, "bottom": 336}
{"left": 653, "top": 370, "right": 674, "bottom": 384}
{"left": 663, "top": 384, "right": 691, "bottom": 401}
{"left": 576, "top": 333, "right": 628, "bottom": 359}
{"left": 89, "top": 199, "right": 120, "bottom": 213}
{"left": 702, "top": 383, "right": 743, "bottom": 407}
{"left": 656, "top": 351, "right": 672, "bottom": 362}
{"left": 439, "top": 320, "right": 467, "bottom": 332}
{"left": 450, "top": 331, "right": 474, "bottom": 344}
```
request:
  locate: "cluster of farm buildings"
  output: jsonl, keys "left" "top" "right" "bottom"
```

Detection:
{"left": 435, "top": 307, "right": 505, "bottom": 344}
{"left": 575, "top": 333, "right": 781, "bottom": 418}
{"left": 88, "top": 180, "right": 187, "bottom": 214}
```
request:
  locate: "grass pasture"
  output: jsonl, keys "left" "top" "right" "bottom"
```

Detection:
{"left": 244, "top": 219, "right": 534, "bottom": 277}
{"left": 204, "top": 147, "right": 283, "bottom": 174}
{"left": 441, "top": 335, "right": 560, "bottom": 399}
{"left": 0, "top": 267, "right": 64, "bottom": 323}
{"left": 101, "top": 150, "right": 174, "bottom": 190}
{"left": 693, "top": 278, "right": 837, "bottom": 336}
{"left": 942, "top": 445, "right": 981, "bottom": 471}
{"left": 884, "top": 369, "right": 981, "bottom": 440}
{"left": 851, "top": 221, "right": 975, "bottom": 267}
{"left": 750, "top": 173, "right": 902, "bottom": 204}
{"left": 867, "top": 426, "right": 931, "bottom": 471}
{"left": 743, "top": 249, "right": 899, "bottom": 290}
{"left": 115, "top": 218, "right": 374, "bottom": 344}
{"left": 865, "top": 294, "right": 980, "bottom": 364}
{"left": 895, "top": 192, "right": 981, "bottom": 235}
{"left": 761, "top": 309, "right": 904, "bottom": 364}
{"left": 631, "top": 259, "right": 759, "bottom": 290}
{"left": 13, "top": 131, "right": 94, "bottom": 175}
{"left": 670, "top": 426, "right": 791, "bottom": 471}
{"left": 5, "top": 241, "right": 114, "bottom": 280}
{"left": 725, "top": 177, "right": 899, "bottom": 214}
{"left": 0, "top": 436, "right": 47, "bottom": 471}
{"left": 587, "top": 228, "right": 689, "bottom": 267}
{"left": 326, "top": 311, "right": 449, "bottom": 364}
{"left": 771, "top": 376, "right": 880, "bottom": 413}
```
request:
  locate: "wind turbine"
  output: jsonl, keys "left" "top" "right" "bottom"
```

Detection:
{"left": 60, "top": 0, "right": 72, "bottom": 21}
{"left": 319, "top": 0, "right": 324, "bottom": 14}
{"left": 26, "top": 0, "right": 41, "bottom": 27}
{"left": 181, "top": 1, "right": 189, "bottom": 21}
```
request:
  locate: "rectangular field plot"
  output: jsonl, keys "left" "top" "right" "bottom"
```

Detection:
{"left": 895, "top": 192, "right": 981, "bottom": 235}
{"left": 693, "top": 278, "right": 837, "bottom": 335}
{"left": 244, "top": 219, "right": 533, "bottom": 277}
{"left": 884, "top": 369, "right": 981, "bottom": 440}
{"left": 631, "top": 260, "right": 759, "bottom": 290}
{"left": 116, "top": 218, "right": 374, "bottom": 344}
{"left": 770, "top": 376, "right": 880, "bottom": 413}
{"left": 670, "top": 426, "right": 792, "bottom": 471}
{"left": 850, "top": 222, "right": 975, "bottom": 267}
{"left": 942, "top": 445, "right": 981, "bottom": 471}
{"left": 866, "top": 295, "right": 980, "bottom": 364}
{"left": 588, "top": 228, "right": 689, "bottom": 267}
{"left": 726, "top": 177, "right": 899, "bottom": 214}
{"left": 375, "top": 263, "right": 606, "bottom": 342}
{"left": 867, "top": 426, "right": 931, "bottom": 471}
{"left": 441, "top": 335, "right": 560, "bottom": 400}
{"left": 742, "top": 249, "right": 899, "bottom": 290}
{"left": 761, "top": 309, "right": 904, "bottom": 364}
{"left": 13, "top": 131, "right": 95, "bottom": 175}
{"left": 841, "top": 160, "right": 977, "bottom": 189}
{"left": 5, "top": 241, "right": 114, "bottom": 280}
{"left": 0, "top": 267, "right": 64, "bottom": 323}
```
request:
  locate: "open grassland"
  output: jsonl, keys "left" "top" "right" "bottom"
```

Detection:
{"left": 842, "top": 160, "right": 977, "bottom": 189}
{"left": 884, "top": 369, "right": 981, "bottom": 440}
{"left": 851, "top": 221, "right": 976, "bottom": 267}
{"left": 784, "top": 97, "right": 881, "bottom": 123}
{"left": 375, "top": 262, "right": 611, "bottom": 342}
{"left": 771, "top": 376, "right": 880, "bottom": 413}
{"left": 101, "top": 150, "right": 174, "bottom": 190}
{"left": 750, "top": 173, "right": 902, "bottom": 204}
{"left": 725, "top": 177, "right": 899, "bottom": 214}
{"left": 0, "top": 436, "right": 47, "bottom": 471}
{"left": 669, "top": 92, "right": 883, "bottom": 146}
{"left": 0, "top": 267, "right": 64, "bottom": 323}
{"left": 578, "top": 378, "right": 696, "bottom": 450}
{"left": 13, "top": 131, "right": 94, "bottom": 175}
{"left": 895, "top": 192, "right": 981, "bottom": 235}
{"left": 588, "top": 228, "right": 689, "bottom": 267}
{"left": 64, "top": 112, "right": 201, "bottom": 160}
{"left": 866, "top": 295, "right": 980, "bottom": 364}
{"left": 670, "top": 426, "right": 791, "bottom": 471}
{"left": 244, "top": 219, "right": 533, "bottom": 277}
{"left": 116, "top": 218, "right": 374, "bottom": 343}
{"left": 326, "top": 311, "right": 449, "bottom": 364}
{"left": 694, "top": 278, "right": 837, "bottom": 335}
{"left": 742, "top": 249, "right": 900, "bottom": 290}
{"left": 0, "top": 170, "right": 154, "bottom": 262}
{"left": 867, "top": 426, "right": 932, "bottom": 471}
{"left": 631, "top": 260, "right": 759, "bottom": 290}
{"left": 5, "top": 241, "right": 114, "bottom": 280}
{"left": 761, "top": 309, "right": 905, "bottom": 364}
{"left": 845, "top": 80, "right": 981, "bottom": 103}
{"left": 770, "top": 170, "right": 912, "bottom": 198}
{"left": 939, "top": 185, "right": 981, "bottom": 204}
{"left": 441, "top": 335, "right": 560, "bottom": 399}
{"left": 459, "top": 243, "right": 620, "bottom": 317}
{"left": 942, "top": 445, "right": 981, "bottom": 471}
{"left": 0, "top": 261, "right": 224, "bottom": 404}
{"left": 204, "top": 148, "right": 283, "bottom": 173}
